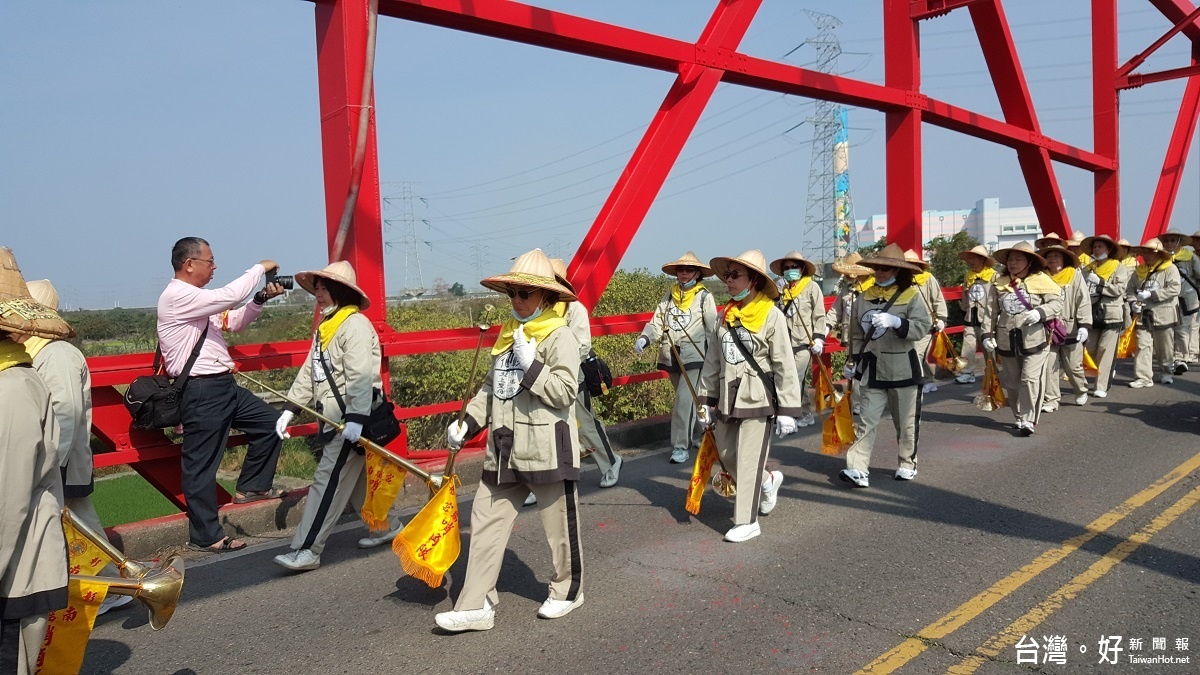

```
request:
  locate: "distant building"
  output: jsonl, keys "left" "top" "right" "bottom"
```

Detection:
{"left": 855, "top": 197, "right": 1043, "bottom": 252}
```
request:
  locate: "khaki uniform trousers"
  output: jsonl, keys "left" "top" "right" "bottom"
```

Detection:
{"left": 290, "top": 436, "right": 398, "bottom": 556}
{"left": 0, "top": 615, "right": 47, "bottom": 675}
{"left": 576, "top": 384, "right": 617, "bottom": 473}
{"left": 914, "top": 335, "right": 933, "bottom": 381}
{"left": 961, "top": 326, "right": 983, "bottom": 376}
{"left": 668, "top": 370, "right": 700, "bottom": 452}
{"left": 1173, "top": 312, "right": 1196, "bottom": 363}
{"left": 455, "top": 480, "right": 583, "bottom": 611}
{"left": 1086, "top": 327, "right": 1121, "bottom": 393}
{"left": 712, "top": 417, "right": 773, "bottom": 526}
{"left": 1045, "top": 342, "right": 1088, "bottom": 406}
{"left": 791, "top": 350, "right": 816, "bottom": 417}
{"left": 1134, "top": 327, "right": 1175, "bottom": 382}
{"left": 845, "top": 386, "right": 920, "bottom": 474}
{"left": 64, "top": 497, "right": 119, "bottom": 577}
{"left": 998, "top": 350, "right": 1052, "bottom": 425}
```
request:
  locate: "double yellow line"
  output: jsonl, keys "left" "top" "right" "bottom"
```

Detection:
{"left": 858, "top": 451, "right": 1200, "bottom": 674}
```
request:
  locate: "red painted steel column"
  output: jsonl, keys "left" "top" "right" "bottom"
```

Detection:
{"left": 1142, "top": 45, "right": 1200, "bottom": 243}
{"left": 315, "top": 0, "right": 386, "bottom": 322}
{"left": 566, "top": 0, "right": 763, "bottom": 309}
{"left": 1092, "top": 0, "right": 1120, "bottom": 239}
{"left": 883, "top": 0, "right": 922, "bottom": 252}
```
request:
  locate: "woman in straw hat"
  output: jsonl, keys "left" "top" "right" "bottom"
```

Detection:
{"left": 956, "top": 245, "right": 997, "bottom": 385}
{"left": 771, "top": 250, "right": 825, "bottom": 428}
{"left": 825, "top": 252, "right": 874, "bottom": 415}
{"left": 272, "top": 261, "right": 401, "bottom": 572}
{"left": 904, "top": 249, "right": 948, "bottom": 394}
{"left": 1037, "top": 244, "right": 1092, "bottom": 412}
{"left": 1158, "top": 229, "right": 1198, "bottom": 373}
{"left": 0, "top": 247, "right": 71, "bottom": 673}
{"left": 1080, "top": 234, "right": 1133, "bottom": 397}
{"left": 437, "top": 248, "right": 585, "bottom": 631}
{"left": 838, "top": 244, "right": 931, "bottom": 488}
{"left": 1127, "top": 238, "right": 1182, "bottom": 388}
{"left": 635, "top": 251, "right": 717, "bottom": 464}
{"left": 695, "top": 250, "right": 804, "bottom": 543}
{"left": 980, "top": 241, "right": 1064, "bottom": 435}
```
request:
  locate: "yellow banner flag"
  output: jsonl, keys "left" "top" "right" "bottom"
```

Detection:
{"left": 811, "top": 359, "right": 835, "bottom": 413}
{"left": 1116, "top": 320, "right": 1138, "bottom": 358}
{"left": 684, "top": 430, "right": 720, "bottom": 515}
{"left": 36, "top": 578, "right": 109, "bottom": 675}
{"left": 974, "top": 357, "right": 1007, "bottom": 411}
{"left": 821, "top": 391, "right": 856, "bottom": 456}
{"left": 64, "top": 518, "right": 113, "bottom": 577}
{"left": 927, "top": 331, "right": 964, "bottom": 374}
{"left": 361, "top": 450, "right": 406, "bottom": 531}
{"left": 1083, "top": 347, "right": 1099, "bottom": 375}
{"left": 393, "top": 479, "right": 460, "bottom": 588}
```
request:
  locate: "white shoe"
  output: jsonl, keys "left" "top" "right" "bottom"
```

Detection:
{"left": 436, "top": 600, "right": 495, "bottom": 632}
{"left": 852, "top": 404, "right": 863, "bottom": 416}
{"left": 723, "top": 522, "right": 761, "bottom": 543}
{"left": 955, "top": 373, "right": 976, "bottom": 384}
{"left": 759, "top": 470, "right": 784, "bottom": 515}
{"left": 1075, "top": 393, "right": 1089, "bottom": 406}
{"left": 599, "top": 454, "right": 623, "bottom": 488}
{"left": 797, "top": 412, "right": 816, "bottom": 427}
{"left": 670, "top": 448, "right": 689, "bottom": 464}
{"left": 1160, "top": 374, "right": 1174, "bottom": 384}
{"left": 1017, "top": 421, "right": 1035, "bottom": 436}
{"left": 1129, "top": 379, "right": 1154, "bottom": 389}
{"left": 537, "top": 594, "right": 584, "bottom": 619}
{"left": 1092, "top": 389, "right": 1108, "bottom": 398}
{"left": 358, "top": 523, "right": 404, "bottom": 549}
{"left": 839, "top": 468, "right": 869, "bottom": 488}
{"left": 922, "top": 382, "right": 938, "bottom": 394}
{"left": 523, "top": 492, "right": 537, "bottom": 506}
{"left": 894, "top": 467, "right": 917, "bottom": 481}
{"left": 273, "top": 549, "right": 321, "bottom": 572}
{"left": 97, "top": 593, "right": 134, "bottom": 616}
{"left": 1041, "top": 403, "right": 1058, "bottom": 413}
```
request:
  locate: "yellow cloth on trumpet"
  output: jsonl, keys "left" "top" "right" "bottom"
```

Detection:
{"left": 64, "top": 517, "right": 114, "bottom": 577}
{"left": 393, "top": 478, "right": 461, "bottom": 588}
{"left": 318, "top": 305, "right": 360, "bottom": 351}
{"left": 684, "top": 430, "right": 720, "bottom": 515}
{"left": 811, "top": 359, "right": 835, "bottom": 413}
{"left": 927, "top": 331, "right": 962, "bottom": 374}
{"left": 491, "top": 308, "right": 567, "bottom": 356}
{"left": 671, "top": 282, "right": 706, "bottom": 311}
{"left": 1083, "top": 347, "right": 1099, "bottom": 374}
{"left": 0, "top": 339, "right": 33, "bottom": 373}
{"left": 1050, "top": 267, "right": 1076, "bottom": 287}
{"left": 974, "top": 357, "right": 1007, "bottom": 411}
{"left": 722, "top": 290, "right": 773, "bottom": 333}
{"left": 361, "top": 450, "right": 406, "bottom": 531}
{"left": 780, "top": 277, "right": 813, "bottom": 305}
{"left": 1117, "top": 318, "right": 1139, "bottom": 358}
{"left": 965, "top": 267, "right": 996, "bottom": 287}
{"left": 37, "top": 578, "right": 109, "bottom": 675}
{"left": 821, "top": 390, "right": 856, "bottom": 455}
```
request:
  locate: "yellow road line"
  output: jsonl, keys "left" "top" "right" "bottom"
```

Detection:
{"left": 856, "top": 451, "right": 1200, "bottom": 674}
{"left": 947, "top": 483, "right": 1200, "bottom": 674}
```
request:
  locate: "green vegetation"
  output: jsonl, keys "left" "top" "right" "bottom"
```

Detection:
{"left": 93, "top": 475, "right": 237, "bottom": 526}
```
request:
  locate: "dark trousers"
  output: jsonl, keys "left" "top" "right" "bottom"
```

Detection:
{"left": 0, "top": 618, "right": 17, "bottom": 674}
{"left": 180, "top": 374, "right": 282, "bottom": 546}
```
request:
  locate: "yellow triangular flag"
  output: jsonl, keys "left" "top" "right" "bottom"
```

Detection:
{"left": 927, "top": 331, "right": 963, "bottom": 374}
{"left": 36, "top": 578, "right": 109, "bottom": 675}
{"left": 361, "top": 450, "right": 406, "bottom": 531}
{"left": 64, "top": 517, "right": 114, "bottom": 577}
{"left": 393, "top": 478, "right": 460, "bottom": 588}
{"left": 1116, "top": 319, "right": 1138, "bottom": 358}
{"left": 685, "top": 430, "right": 720, "bottom": 515}
{"left": 811, "top": 359, "right": 835, "bottom": 413}
{"left": 821, "top": 390, "right": 856, "bottom": 455}
{"left": 1083, "top": 347, "right": 1099, "bottom": 375}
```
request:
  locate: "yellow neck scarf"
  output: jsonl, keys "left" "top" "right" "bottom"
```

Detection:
{"left": 0, "top": 339, "right": 34, "bottom": 373}
{"left": 23, "top": 336, "right": 52, "bottom": 359}
{"left": 965, "top": 267, "right": 996, "bottom": 287}
{"left": 1123, "top": 256, "right": 1138, "bottom": 268}
{"left": 492, "top": 307, "right": 567, "bottom": 355}
{"left": 1078, "top": 252, "right": 1093, "bottom": 266}
{"left": 863, "top": 284, "right": 917, "bottom": 304}
{"left": 1174, "top": 248, "right": 1194, "bottom": 263}
{"left": 722, "top": 290, "right": 773, "bottom": 333}
{"left": 317, "top": 305, "right": 359, "bottom": 351}
{"left": 998, "top": 272, "right": 1061, "bottom": 295}
{"left": 1050, "top": 267, "right": 1076, "bottom": 287}
{"left": 780, "top": 277, "right": 813, "bottom": 305}
{"left": 1086, "top": 258, "right": 1120, "bottom": 281}
{"left": 1136, "top": 258, "right": 1173, "bottom": 282}
{"left": 913, "top": 271, "right": 931, "bottom": 286}
{"left": 855, "top": 277, "right": 875, "bottom": 293}
{"left": 671, "top": 282, "right": 705, "bottom": 312}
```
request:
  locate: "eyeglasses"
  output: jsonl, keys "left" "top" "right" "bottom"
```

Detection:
{"left": 505, "top": 288, "right": 535, "bottom": 300}
{"left": 781, "top": 264, "right": 802, "bottom": 271}
{"left": 189, "top": 258, "right": 215, "bottom": 267}
{"left": 722, "top": 270, "right": 744, "bottom": 280}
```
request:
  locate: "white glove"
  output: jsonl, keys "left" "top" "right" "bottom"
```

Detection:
{"left": 1136, "top": 290, "right": 1152, "bottom": 302}
{"left": 697, "top": 405, "right": 715, "bottom": 430}
{"left": 634, "top": 335, "right": 649, "bottom": 354}
{"left": 1085, "top": 271, "right": 1101, "bottom": 286}
{"left": 810, "top": 338, "right": 824, "bottom": 355}
{"left": 871, "top": 312, "right": 902, "bottom": 330}
{"left": 275, "top": 411, "right": 294, "bottom": 440}
{"left": 1076, "top": 327, "right": 1089, "bottom": 343}
{"left": 342, "top": 421, "right": 363, "bottom": 443}
{"left": 513, "top": 326, "right": 538, "bottom": 370}
{"left": 1020, "top": 310, "right": 1042, "bottom": 327}
{"left": 934, "top": 319, "right": 946, "bottom": 333}
{"left": 775, "top": 415, "right": 797, "bottom": 437}
{"left": 1131, "top": 301, "right": 1144, "bottom": 315}
{"left": 843, "top": 362, "right": 856, "bottom": 380}
{"left": 983, "top": 337, "right": 997, "bottom": 352}
{"left": 447, "top": 420, "right": 469, "bottom": 449}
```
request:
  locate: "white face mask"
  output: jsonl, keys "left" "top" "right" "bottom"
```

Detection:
{"left": 1093, "top": 252, "right": 1108, "bottom": 261}
{"left": 876, "top": 276, "right": 896, "bottom": 287}
{"left": 680, "top": 279, "right": 697, "bottom": 290}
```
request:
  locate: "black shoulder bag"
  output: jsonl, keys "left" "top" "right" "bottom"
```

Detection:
{"left": 581, "top": 349, "right": 613, "bottom": 396}
{"left": 316, "top": 345, "right": 402, "bottom": 449}
{"left": 123, "top": 324, "right": 209, "bottom": 429}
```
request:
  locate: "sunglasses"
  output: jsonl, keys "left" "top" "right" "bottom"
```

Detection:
{"left": 505, "top": 288, "right": 536, "bottom": 300}
{"left": 722, "top": 270, "right": 744, "bottom": 281}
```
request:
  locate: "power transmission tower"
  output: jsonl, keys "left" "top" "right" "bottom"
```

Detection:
{"left": 802, "top": 11, "right": 858, "bottom": 264}
{"left": 470, "top": 242, "right": 488, "bottom": 281}
{"left": 383, "top": 182, "right": 425, "bottom": 294}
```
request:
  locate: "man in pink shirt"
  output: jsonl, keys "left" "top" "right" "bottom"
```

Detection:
{"left": 157, "top": 237, "right": 287, "bottom": 552}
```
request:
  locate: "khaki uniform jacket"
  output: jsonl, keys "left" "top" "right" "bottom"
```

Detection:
{"left": 1127, "top": 262, "right": 1182, "bottom": 330}
{"left": 697, "top": 306, "right": 805, "bottom": 421}
{"left": 823, "top": 280, "right": 860, "bottom": 341}
{"left": 1083, "top": 259, "right": 1135, "bottom": 329}
{"left": 960, "top": 271, "right": 994, "bottom": 327}
{"left": 1, "top": 366, "right": 68, "bottom": 620}
{"left": 776, "top": 278, "right": 827, "bottom": 351}
{"left": 1173, "top": 250, "right": 1200, "bottom": 315}
{"left": 848, "top": 286, "right": 932, "bottom": 388}
{"left": 31, "top": 340, "right": 94, "bottom": 499}
{"left": 283, "top": 312, "right": 383, "bottom": 431}
{"left": 463, "top": 325, "right": 582, "bottom": 485}
{"left": 982, "top": 272, "right": 1064, "bottom": 357}
{"left": 639, "top": 287, "right": 716, "bottom": 372}
{"left": 1053, "top": 269, "right": 1093, "bottom": 342}
{"left": 916, "top": 274, "right": 949, "bottom": 324}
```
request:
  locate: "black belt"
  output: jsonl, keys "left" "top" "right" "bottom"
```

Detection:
{"left": 190, "top": 371, "right": 233, "bottom": 380}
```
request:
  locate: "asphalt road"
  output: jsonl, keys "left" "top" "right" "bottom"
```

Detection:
{"left": 84, "top": 369, "right": 1199, "bottom": 674}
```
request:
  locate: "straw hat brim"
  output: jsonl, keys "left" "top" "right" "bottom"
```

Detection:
{"left": 832, "top": 260, "right": 873, "bottom": 276}
{"left": 958, "top": 249, "right": 995, "bottom": 266}
{"left": 0, "top": 299, "right": 74, "bottom": 339}
{"left": 296, "top": 269, "right": 372, "bottom": 310}
{"left": 769, "top": 255, "right": 816, "bottom": 277}
{"left": 1160, "top": 230, "right": 1194, "bottom": 247}
{"left": 661, "top": 259, "right": 713, "bottom": 277}
{"left": 994, "top": 247, "right": 1047, "bottom": 269}
{"left": 709, "top": 256, "right": 780, "bottom": 299}
{"left": 1039, "top": 245, "right": 1080, "bottom": 269}
{"left": 1079, "top": 235, "right": 1126, "bottom": 260}
{"left": 1133, "top": 245, "right": 1171, "bottom": 260}
{"left": 903, "top": 256, "right": 930, "bottom": 270}
{"left": 860, "top": 256, "right": 922, "bottom": 273}
{"left": 480, "top": 273, "right": 577, "bottom": 302}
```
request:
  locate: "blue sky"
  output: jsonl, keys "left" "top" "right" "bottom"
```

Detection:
{"left": 2, "top": 1, "right": 1196, "bottom": 309}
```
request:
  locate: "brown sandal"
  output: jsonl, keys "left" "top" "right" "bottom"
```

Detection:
{"left": 233, "top": 488, "right": 287, "bottom": 504}
{"left": 187, "top": 537, "right": 247, "bottom": 553}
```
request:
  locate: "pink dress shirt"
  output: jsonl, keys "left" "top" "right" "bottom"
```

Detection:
{"left": 156, "top": 265, "right": 266, "bottom": 377}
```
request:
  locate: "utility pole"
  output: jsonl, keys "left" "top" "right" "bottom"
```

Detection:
{"left": 470, "top": 242, "right": 488, "bottom": 281}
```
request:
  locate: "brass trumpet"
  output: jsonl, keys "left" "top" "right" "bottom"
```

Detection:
{"left": 63, "top": 507, "right": 185, "bottom": 630}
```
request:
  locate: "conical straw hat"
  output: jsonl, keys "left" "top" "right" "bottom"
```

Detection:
{"left": 861, "top": 244, "right": 922, "bottom": 272}
{"left": 993, "top": 241, "right": 1047, "bottom": 271}
{"left": 1067, "top": 230, "right": 1087, "bottom": 246}
{"left": 769, "top": 250, "right": 817, "bottom": 277}
{"left": 1038, "top": 244, "right": 1080, "bottom": 269}
{"left": 0, "top": 247, "right": 74, "bottom": 339}
{"left": 958, "top": 245, "right": 995, "bottom": 267}
{"left": 1080, "top": 234, "right": 1125, "bottom": 260}
{"left": 831, "top": 252, "right": 872, "bottom": 277}
{"left": 481, "top": 248, "right": 577, "bottom": 301}
{"left": 902, "top": 248, "right": 930, "bottom": 270}
{"left": 1133, "top": 237, "right": 1171, "bottom": 261}
{"left": 27, "top": 279, "right": 59, "bottom": 310}
{"left": 1159, "top": 228, "right": 1193, "bottom": 247}
{"left": 549, "top": 258, "right": 576, "bottom": 296}
{"left": 661, "top": 251, "right": 713, "bottom": 277}
{"left": 709, "top": 250, "right": 779, "bottom": 299}
{"left": 296, "top": 260, "right": 372, "bottom": 310}
{"left": 1034, "top": 232, "right": 1065, "bottom": 249}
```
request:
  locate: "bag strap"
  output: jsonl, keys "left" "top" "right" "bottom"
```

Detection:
{"left": 316, "top": 338, "right": 347, "bottom": 416}
{"left": 172, "top": 324, "right": 210, "bottom": 390}
{"left": 728, "top": 324, "right": 778, "bottom": 407}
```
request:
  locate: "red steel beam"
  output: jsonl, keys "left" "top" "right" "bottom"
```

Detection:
{"left": 910, "top": 0, "right": 988, "bottom": 21}
{"left": 1150, "top": 0, "right": 1200, "bottom": 43}
{"left": 1118, "top": 62, "right": 1200, "bottom": 89}
{"left": 884, "top": 0, "right": 923, "bottom": 252}
{"left": 1117, "top": 3, "right": 1200, "bottom": 78}
{"left": 1141, "top": 47, "right": 1200, "bottom": 242}
{"left": 1093, "top": 0, "right": 1120, "bottom": 238}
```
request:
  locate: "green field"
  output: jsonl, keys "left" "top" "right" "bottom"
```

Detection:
{"left": 92, "top": 474, "right": 239, "bottom": 526}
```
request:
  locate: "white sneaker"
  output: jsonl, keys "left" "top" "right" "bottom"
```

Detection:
{"left": 1041, "top": 403, "right": 1058, "bottom": 413}
{"left": 955, "top": 373, "right": 976, "bottom": 384}
{"left": 1160, "top": 374, "right": 1174, "bottom": 384}
{"left": 922, "top": 382, "right": 938, "bottom": 394}
{"left": 358, "top": 523, "right": 404, "bottom": 549}
{"left": 1075, "top": 393, "right": 1089, "bottom": 406}
{"left": 1092, "top": 389, "right": 1108, "bottom": 398}
{"left": 436, "top": 600, "right": 495, "bottom": 632}
{"left": 523, "top": 492, "right": 537, "bottom": 507}
{"left": 670, "top": 448, "right": 689, "bottom": 464}
{"left": 97, "top": 593, "right": 134, "bottom": 616}
{"left": 599, "top": 454, "right": 623, "bottom": 488}
{"left": 1017, "top": 421, "right": 1035, "bottom": 436}
{"left": 537, "top": 594, "right": 584, "bottom": 619}
{"left": 723, "top": 522, "right": 761, "bottom": 543}
{"left": 1129, "top": 379, "right": 1154, "bottom": 389}
{"left": 839, "top": 468, "right": 869, "bottom": 488}
{"left": 759, "top": 470, "right": 784, "bottom": 515}
{"left": 894, "top": 467, "right": 917, "bottom": 481}
{"left": 797, "top": 412, "right": 817, "bottom": 427}
{"left": 273, "top": 549, "right": 321, "bottom": 572}
{"left": 852, "top": 404, "right": 863, "bottom": 416}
